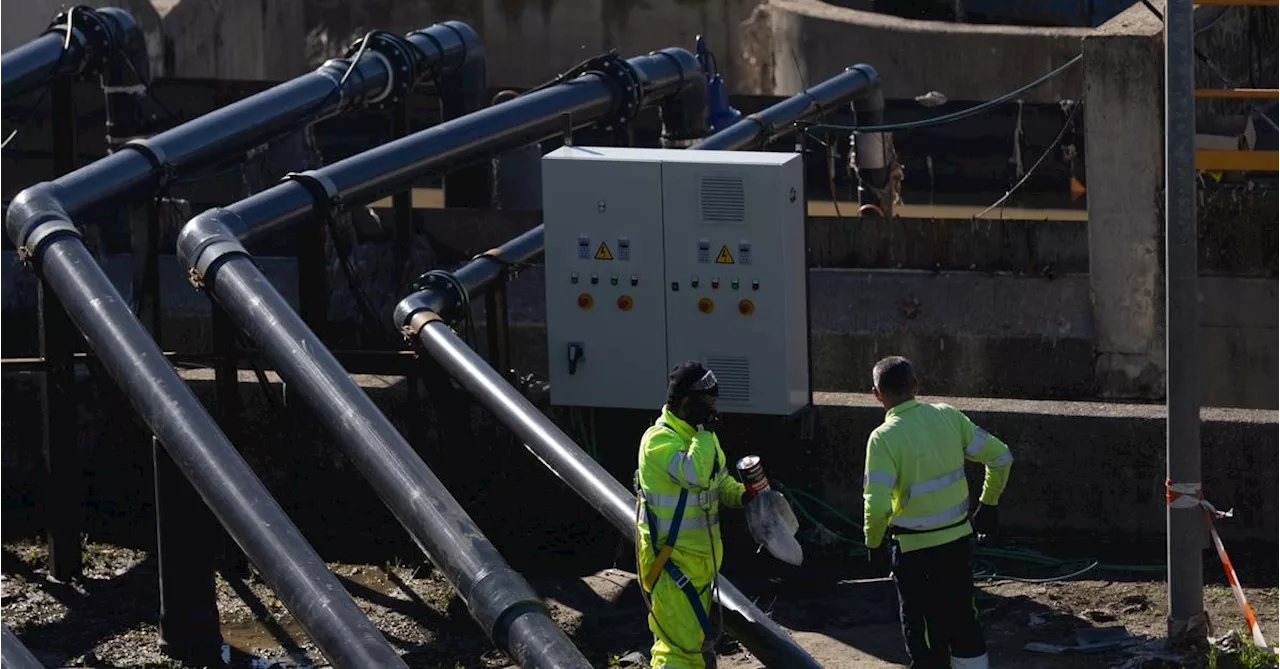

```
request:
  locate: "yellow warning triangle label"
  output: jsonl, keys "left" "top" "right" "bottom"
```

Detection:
{"left": 715, "top": 245, "right": 735, "bottom": 264}
{"left": 595, "top": 242, "right": 614, "bottom": 261}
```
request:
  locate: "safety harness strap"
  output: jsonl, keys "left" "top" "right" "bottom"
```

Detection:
{"left": 638, "top": 420, "right": 717, "bottom": 638}
{"left": 643, "top": 486, "right": 688, "bottom": 590}
{"left": 641, "top": 488, "right": 714, "bottom": 635}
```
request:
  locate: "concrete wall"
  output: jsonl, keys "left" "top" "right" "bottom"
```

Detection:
{"left": 309, "top": 0, "right": 760, "bottom": 93}
{"left": 114, "top": 0, "right": 761, "bottom": 89}
{"left": 4, "top": 0, "right": 308, "bottom": 82}
{"left": 2, "top": 371, "right": 1275, "bottom": 558}
{"left": 0, "top": 0, "right": 66, "bottom": 52}
{"left": 740, "top": 0, "right": 1089, "bottom": 100}
{"left": 158, "top": 0, "right": 307, "bottom": 81}
{"left": 1081, "top": 1, "right": 1167, "bottom": 400}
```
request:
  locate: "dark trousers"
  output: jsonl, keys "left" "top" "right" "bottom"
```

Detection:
{"left": 890, "top": 535, "right": 987, "bottom": 669}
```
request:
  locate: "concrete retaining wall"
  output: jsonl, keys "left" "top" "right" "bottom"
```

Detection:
{"left": 2, "top": 371, "right": 1274, "bottom": 560}
{"left": 741, "top": 0, "right": 1089, "bottom": 101}
{"left": 3, "top": 191, "right": 1275, "bottom": 408}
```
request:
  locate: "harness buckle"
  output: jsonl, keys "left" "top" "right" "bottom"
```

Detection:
{"left": 672, "top": 571, "right": 691, "bottom": 590}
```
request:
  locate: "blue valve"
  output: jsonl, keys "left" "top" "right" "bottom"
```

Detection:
{"left": 696, "top": 35, "right": 742, "bottom": 132}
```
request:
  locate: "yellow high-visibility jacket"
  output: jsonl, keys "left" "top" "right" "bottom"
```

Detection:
{"left": 637, "top": 406, "right": 746, "bottom": 584}
{"left": 863, "top": 399, "right": 1013, "bottom": 553}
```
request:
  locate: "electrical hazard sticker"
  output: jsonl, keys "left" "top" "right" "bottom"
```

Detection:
{"left": 595, "top": 242, "right": 614, "bottom": 261}
{"left": 715, "top": 245, "right": 735, "bottom": 264}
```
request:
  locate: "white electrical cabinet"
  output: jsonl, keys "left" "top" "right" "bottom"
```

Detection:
{"left": 542, "top": 146, "right": 810, "bottom": 416}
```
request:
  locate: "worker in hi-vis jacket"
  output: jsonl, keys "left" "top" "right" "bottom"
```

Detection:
{"left": 863, "top": 356, "right": 1013, "bottom": 669}
{"left": 634, "top": 361, "right": 753, "bottom": 669}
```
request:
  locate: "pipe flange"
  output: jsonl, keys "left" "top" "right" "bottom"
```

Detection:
{"left": 407, "top": 270, "right": 467, "bottom": 323}
{"left": 281, "top": 170, "right": 342, "bottom": 222}
{"left": 47, "top": 6, "right": 114, "bottom": 79}
{"left": 348, "top": 31, "right": 418, "bottom": 110}
{"left": 578, "top": 52, "right": 644, "bottom": 132}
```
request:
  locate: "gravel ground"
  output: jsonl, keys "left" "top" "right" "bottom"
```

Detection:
{"left": 3, "top": 539, "right": 1276, "bottom": 668}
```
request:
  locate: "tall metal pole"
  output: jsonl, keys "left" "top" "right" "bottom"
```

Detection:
{"left": 40, "top": 74, "right": 83, "bottom": 583}
{"left": 1164, "top": 0, "right": 1206, "bottom": 645}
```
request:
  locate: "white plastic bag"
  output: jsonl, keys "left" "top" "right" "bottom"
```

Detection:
{"left": 745, "top": 489, "right": 804, "bottom": 566}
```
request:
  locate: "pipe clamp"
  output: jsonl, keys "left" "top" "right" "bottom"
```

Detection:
{"left": 22, "top": 218, "right": 81, "bottom": 257}
{"left": 282, "top": 171, "right": 342, "bottom": 221}
{"left": 403, "top": 310, "right": 442, "bottom": 342}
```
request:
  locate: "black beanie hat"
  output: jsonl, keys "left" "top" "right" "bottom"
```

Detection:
{"left": 667, "top": 360, "right": 718, "bottom": 406}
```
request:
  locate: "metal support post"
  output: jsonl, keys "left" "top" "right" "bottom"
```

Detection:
{"left": 297, "top": 224, "right": 329, "bottom": 341}
{"left": 439, "top": 60, "right": 492, "bottom": 208}
{"left": 212, "top": 305, "right": 251, "bottom": 580}
{"left": 40, "top": 75, "right": 81, "bottom": 582}
{"left": 1164, "top": 0, "right": 1206, "bottom": 646}
{"left": 484, "top": 276, "right": 511, "bottom": 376}
{"left": 129, "top": 200, "right": 162, "bottom": 336}
{"left": 153, "top": 435, "right": 223, "bottom": 663}
{"left": 137, "top": 197, "right": 223, "bottom": 659}
{"left": 393, "top": 102, "right": 415, "bottom": 274}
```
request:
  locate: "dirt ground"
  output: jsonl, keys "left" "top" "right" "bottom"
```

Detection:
{"left": 2, "top": 539, "right": 1276, "bottom": 668}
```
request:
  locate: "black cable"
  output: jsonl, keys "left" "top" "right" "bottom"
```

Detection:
{"left": 327, "top": 223, "right": 399, "bottom": 347}
{"left": 98, "top": 15, "right": 180, "bottom": 126}
{"left": 2, "top": 8, "right": 75, "bottom": 151}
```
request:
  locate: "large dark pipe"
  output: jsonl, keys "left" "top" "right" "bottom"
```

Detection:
{"left": 1, "top": 624, "right": 44, "bottom": 669}
{"left": 26, "top": 21, "right": 482, "bottom": 217}
{"left": 4, "top": 201, "right": 406, "bottom": 669}
{"left": 175, "top": 48, "right": 709, "bottom": 668}
{"left": 0, "top": 6, "right": 139, "bottom": 100}
{"left": 3, "top": 21, "right": 489, "bottom": 669}
{"left": 199, "top": 48, "right": 708, "bottom": 247}
{"left": 690, "top": 64, "right": 878, "bottom": 151}
{"left": 690, "top": 63, "right": 895, "bottom": 217}
{"left": 389, "top": 66, "right": 887, "bottom": 667}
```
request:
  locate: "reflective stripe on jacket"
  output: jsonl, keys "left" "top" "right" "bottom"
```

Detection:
{"left": 637, "top": 406, "right": 746, "bottom": 581}
{"left": 863, "top": 399, "right": 1013, "bottom": 553}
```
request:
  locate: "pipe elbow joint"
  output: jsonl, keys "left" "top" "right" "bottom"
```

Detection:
{"left": 393, "top": 287, "right": 452, "bottom": 340}
{"left": 651, "top": 48, "right": 710, "bottom": 145}
{"left": 847, "top": 64, "right": 884, "bottom": 120}
{"left": 176, "top": 209, "right": 250, "bottom": 285}
{"left": 393, "top": 293, "right": 428, "bottom": 335}
{"left": 95, "top": 7, "right": 151, "bottom": 84}
{"left": 466, "top": 568, "right": 549, "bottom": 646}
{"left": 440, "top": 21, "right": 485, "bottom": 75}
{"left": 5, "top": 183, "right": 77, "bottom": 254}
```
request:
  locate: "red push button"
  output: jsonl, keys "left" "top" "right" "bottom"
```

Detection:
{"left": 617, "top": 295, "right": 634, "bottom": 311}
{"left": 698, "top": 298, "right": 714, "bottom": 314}
{"left": 738, "top": 299, "right": 755, "bottom": 316}
{"left": 578, "top": 293, "right": 593, "bottom": 310}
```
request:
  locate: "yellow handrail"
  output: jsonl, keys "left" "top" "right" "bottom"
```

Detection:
{"left": 1194, "top": 88, "right": 1280, "bottom": 100}
{"left": 1196, "top": 150, "right": 1280, "bottom": 171}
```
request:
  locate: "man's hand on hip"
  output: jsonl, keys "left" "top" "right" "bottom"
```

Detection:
{"left": 971, "top": 502, "right": 999, "bottom": 538}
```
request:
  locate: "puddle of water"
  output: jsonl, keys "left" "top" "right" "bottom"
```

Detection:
{"left": 219, "top": 619, "right": 315, "bottom": 667}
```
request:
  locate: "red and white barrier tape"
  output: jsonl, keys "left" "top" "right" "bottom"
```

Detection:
{"left": 1166, "top": 480, "right": 1269, "bottom": 649}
